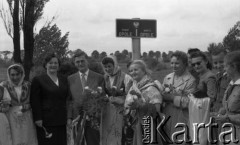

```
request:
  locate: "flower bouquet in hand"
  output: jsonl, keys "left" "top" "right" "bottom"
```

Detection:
{"left": 161, "top": 84, "right": 176, "bottom": 102}
{"left": 82, "top": 86, "right": 108, "bottom": 130}
{"left": 162, "top": 84, "right": 175, "bottom": 94}
{"left": 128, "top": 89, "right": 144, "bottom": 110}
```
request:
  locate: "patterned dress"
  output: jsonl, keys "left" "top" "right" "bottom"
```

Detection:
{"left": 125, "top": 75, "right": 162, "bottom": 145}
{"left": 2, "top": 64, "right": 38, "bottom": 145}
{"left": 0, "top": 86, "right": 12, "bottom": 145}
{"left": 101, "top": 56, "right": 132, "bottom": 145}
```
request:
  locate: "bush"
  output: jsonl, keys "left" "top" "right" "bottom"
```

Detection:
{"left": 155, "top": 62, "right": 169, "bottom": 71}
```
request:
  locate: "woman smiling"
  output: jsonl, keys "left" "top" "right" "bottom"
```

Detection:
{"left": 162, "top": 51, "right": 196, "bottom": 145}
{"left": 125, "top": 60, "right": 163, "bottom": 145}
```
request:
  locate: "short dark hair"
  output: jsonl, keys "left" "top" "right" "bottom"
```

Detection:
{"left": 101, "top": 57, "right": 114, "bottom": 66}
{"left": 72, "top": 49, "right": 88, "bottom": 63}
{"left": 225, "top": 51, "right": 240, "bottom": 73}
{"left": 171, "top": 51, "right": 188, "bottom": 67}
{"left": 187, "top": 48, "right": 200, "bottom": 55}
{"left": 43, "top": 52, "right": 60, "bottom": 69}
{"left": 190, "top": 51, "right": 212, "bottom": 70}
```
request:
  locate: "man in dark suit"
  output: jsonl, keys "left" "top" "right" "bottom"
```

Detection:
{"left": 68, "top": 50, "right": 104, "bottom": 145}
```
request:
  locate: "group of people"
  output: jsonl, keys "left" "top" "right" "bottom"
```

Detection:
{"left": 0, "top": 48, "right": 240, "bottom": 145}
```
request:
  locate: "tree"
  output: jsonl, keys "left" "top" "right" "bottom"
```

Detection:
{"left": 0, "top": 0, "right": 21, "bottom": 63}
{"left": 115, "top": 50, "right": 122, "bottom": 62}
{"left": 0, "top": 50, "right": 12, "bottom": 60}
{"left": 99, "top": 51, "right": 107, "bottom": 61}
{"left": 34, "top": 23, "right": 69, "bottom": 66}
{"left": 223, "top": 21, "right": 240, "bottom": 52}
{"left": 142, "top": 52, "right": 148, "bottom": 60}
{"left": 122, "top": 49, "right": 129, "bottom": 56}
{"left": 91, "top": 50, "right": 100, "bottom": 61}
{"left": 148, "top": 50, "right": 154, "bottom": 58}
{"left": 207, "top": 42, "right": 224, "bottom": 54}
{"left": 155, "top": 51, "right": 161, "bottom": 61}
{"left": 0, "top": 0, "right": 49, "bottom": 80}
{"left": 162, "top": 52, "right": 170, "bottom": 62}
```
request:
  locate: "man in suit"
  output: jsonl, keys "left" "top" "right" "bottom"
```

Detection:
{"left": 67, "top": 50, "right": 104, "bottom": 145}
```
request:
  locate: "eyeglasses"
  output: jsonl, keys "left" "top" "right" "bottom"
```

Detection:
{"left": 191, "top": 61, "right": 202, "bottom": 67}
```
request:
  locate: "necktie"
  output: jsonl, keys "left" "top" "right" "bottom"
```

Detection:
{"left": 81, "top": 73, "right": 87, "bottom": 89}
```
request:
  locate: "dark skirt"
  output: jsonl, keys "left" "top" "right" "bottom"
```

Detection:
{"left": 36, "top": 125, "right": 67, "bottom": 145}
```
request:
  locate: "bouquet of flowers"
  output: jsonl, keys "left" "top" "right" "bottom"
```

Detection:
{"left": 82, "top": 86, "right": 108, "bottom": 130}
{"left": 162, "top": 84, "right": 175, "bottom": 94}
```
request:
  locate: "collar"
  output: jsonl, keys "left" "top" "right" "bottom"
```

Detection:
{"left": 166, "top": 70, "right": 192, "bottom": 82}
{"left": 79, "top": 69, "right": 89, "bottom": 77}
{"left": 230, "top": 78, "right": 240, "bottom": 85}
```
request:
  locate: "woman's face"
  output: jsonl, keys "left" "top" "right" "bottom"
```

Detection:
{"left": 46, "top": 57, "right": 59, "bottom": 74}
{"left": 129, "top": 64, "right": 145, "bottom": 82}
{"left": 170, "top": 56, "right": 186, "bottom": 75}
{"left": 191, "top": 57, "right": 207, "bottom": 74}
{"left": 103, "top": 63, "right": 114, "bottom": 75}
{"left": 224, "top": 61, "right": 235, "bottom": 78}
{"left": 9, "top": 69, "right": 22, "bottom": 85}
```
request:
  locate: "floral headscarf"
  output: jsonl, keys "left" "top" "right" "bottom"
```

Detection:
{"left": 7, "top": 64, "right": 25, "bottom": 87}
{"left": 102, "top": 55, "right": 121, "bottom": 76}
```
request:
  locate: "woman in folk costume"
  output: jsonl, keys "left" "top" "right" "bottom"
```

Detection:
{"left": 0, "top": 85, "right": 12, "bottom": 145}
{"left": 189, "top": 51, "right": 217, "bottom": 145}
{"left": 162, "top": 51, "right": 196, "bottom": 145}
{"left": 214, "top": 51, "right": 240, "bottom": 145}
{"left": 1, "top": 64, "right": 38, "bottom": 145}
{"left": 125, "top": 60, "right": 163, "bottom": 145}
{"left": 100, "top": 55, "right": 132, "bottom": 145}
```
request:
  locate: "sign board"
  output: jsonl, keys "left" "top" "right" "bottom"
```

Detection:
{"left": 116, "top": 19, "right": 157, "bottom": 38}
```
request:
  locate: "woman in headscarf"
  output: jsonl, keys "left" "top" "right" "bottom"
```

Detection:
{"left": 1, "top": 64, "right": 38, "bottom": 145}
{"left": 0, "top": 85, "right": 12, "bottom": 145}
{"left": 125, "top": 60, "right": 163, "bottom": 145}
{"left": 101, "top": 55, "right": 132, "bottom": 145}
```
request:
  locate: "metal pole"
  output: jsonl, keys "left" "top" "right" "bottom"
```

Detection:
{"left": 132, "top": 38, "right": 141, "bottom": 60}
{"left": 132, "top": 18, "right": 141, "bottom": 60}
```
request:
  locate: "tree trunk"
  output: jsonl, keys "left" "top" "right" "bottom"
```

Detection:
{"left": 13, "top": 0, "right": 22, "bottom": 63}
{"left": 23, "top": 0, "right": 35, "bottom": 80}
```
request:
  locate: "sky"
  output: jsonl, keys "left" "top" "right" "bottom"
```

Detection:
{"left": 0, "top": 0, "right": 240, "bottom": 55}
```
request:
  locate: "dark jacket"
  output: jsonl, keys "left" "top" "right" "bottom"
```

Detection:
{"left": 30, "top": 74, "right": 70, "bottom": 126}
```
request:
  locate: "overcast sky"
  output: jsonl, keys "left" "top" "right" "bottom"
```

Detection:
{"left": 0, "top": 0, "right": 239, "bottom": 55}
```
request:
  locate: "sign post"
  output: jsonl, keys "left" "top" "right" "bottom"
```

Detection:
{"left": 116, "top": 18, "right": 157, "bottom": 60}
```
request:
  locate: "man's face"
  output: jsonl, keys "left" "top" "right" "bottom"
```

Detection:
{"left": 212, "top": 52, "right": 225, "bottom": 73}
{"left": 74, "top": 55, "right": 89, "bottom": 73}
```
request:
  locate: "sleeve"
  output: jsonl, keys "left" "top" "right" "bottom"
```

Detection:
{"left": 227, "top": 91, "right": 240, "bottom": 126}
{"left": 228, "top": 114, "right": 240, "bottom": 126}
{"left": 30, "top": 77, "right": 42, "bottom": 122}
{"left": 124, "top": 74, "right": 133, "bottom": 94}
{"left": 206, "top": 76, "right": 217, "bottom": 101}
{"left": 67, "top": 77, "right": 73, "bottom": 119}
{"left": 173, "top": 76, "right": 197, "bottom": 109}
